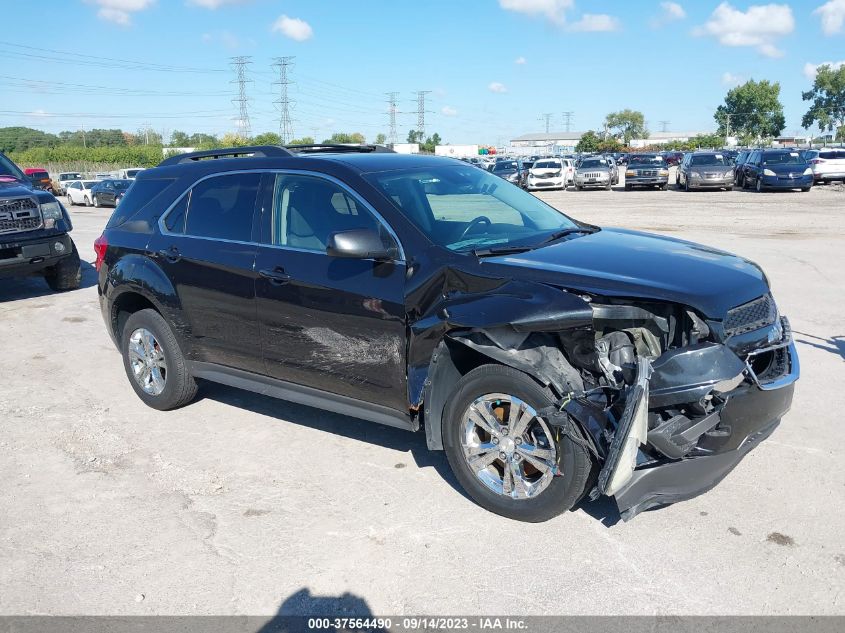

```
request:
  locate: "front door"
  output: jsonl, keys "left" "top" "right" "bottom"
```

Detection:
{"left": 148, "top": 172, "right": 263, "bottom": 373}
{"left": 254, "top": 172, "right": 408, "bottom": 412}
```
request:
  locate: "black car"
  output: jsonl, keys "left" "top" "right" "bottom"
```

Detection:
{"left": 733, "top": 150, "right": 752, "bottom": 184}
{"left": 91, "top": 179, "right": 132, "bottom": 208}
{"left": 96, "top": 144, "right": 798, "bottom": 522}
{"left": 0, "top": 152, "right": 81, "bottom": 290}
{"left": 740, "top": 149, "right": 813, "bottom": 192}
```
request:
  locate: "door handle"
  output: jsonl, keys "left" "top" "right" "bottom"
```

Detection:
{"left": 157, "top": 246, "right": 181, "bottom": 263}
{"left": 259, "top": 267, "right": 292, "bottom": 285}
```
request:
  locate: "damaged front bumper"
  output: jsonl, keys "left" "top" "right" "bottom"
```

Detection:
{"left": 558, "top": 318, "right": 799, "bottom": 520}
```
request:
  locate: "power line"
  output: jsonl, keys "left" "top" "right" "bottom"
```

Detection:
{"left": 272, "top": 56, "right": 295, "bottom": 144}
{"left": 386, "top": 92, "right": 399, "bottom": 145}
{"left": 414, "top": 90, "right": 432, "bottom": 140}
{"left": 230, "top": 56, "right": 252, "bottom": 139}
{"left": 539, "top": 113, "right": 553, "bottom": 133}
{"left": 561, "top": 111, "right": 574, "bottom": 132}
{"left": 658, "top": 120, "right": 670, "bottom": 132}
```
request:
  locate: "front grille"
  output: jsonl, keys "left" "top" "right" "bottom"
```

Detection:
{"left": 724, "top": 294, "right": 778, "bottom": 337}
{"left": 639, "top": 170, "right": 658, "bottom": 177}
{"left": 0, "top": 198, "right": 42, "bottom": 235}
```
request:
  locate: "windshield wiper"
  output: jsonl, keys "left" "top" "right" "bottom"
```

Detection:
{"left": 472, "top": 245, "right": 536, "bottom": 257}
{"left": 540, "top": 226, "right": 599, "bottom": 244}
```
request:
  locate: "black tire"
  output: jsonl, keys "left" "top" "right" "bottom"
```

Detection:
{"left": 121, "top": 308, "right": 198, "bottom": 410}
{"left": 442, "top": 364, "right": 592, "bottom": 522}
{"left": 84, "top": 196, "right": 91, "bottom": 207}
{"left": 575, "top": 185, "right": 582, "bottom": 191}
{"left": 604, "top": 181, "right": 612, "bottom": 190}
{"left": 624, "top": 184, "right": 632, "bottom": 191}
{"left": 93, "top": 195, "right": 101, "bottom": 208}
{"left": 43, "top": 241, "right": 81, "bottom": 291}
{"left": 741, "top": 174, "right": 748, "bottom": 189}
{"left": 756, "top": 177, "right": 763, "bottom": 192}
{"left": 685, "top": 177, "right": 691, "bottom": 192}
{"left": 802, "top": 187, "right": 811, "bottom": 192}
{"left": 66, "top": 195, "right": 74, "bottom": 206}
{"left": 725, "top": 185, "right": 734, "bottom": 191}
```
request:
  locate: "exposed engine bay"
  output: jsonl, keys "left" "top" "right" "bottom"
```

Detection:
{"left": 432, "top": 290, "right": 799, "bottom": 520}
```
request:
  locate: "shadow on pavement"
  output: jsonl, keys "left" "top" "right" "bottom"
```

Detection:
{"left": 0, "top": 259, "right": 97, "bottom": 303}
{"left": 794, "top": 331, "right": 845, "bottom": 361}
{"left": 256, "top": 588, "right": 388, "bottom": 633}
{"left": 199, "top": 382, "right": 470, "bottom": 502}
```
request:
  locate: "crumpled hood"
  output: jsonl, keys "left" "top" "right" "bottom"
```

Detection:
{"left": 487, "top": 228, "right": 769, "bottom": 318}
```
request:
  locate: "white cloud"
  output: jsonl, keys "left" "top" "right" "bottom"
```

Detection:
{"left": 187, "top": 0, "right": 248, "bottom": 8}
{"left": 271, "top": 15, "right": 313, "bottom": 41}
{"left": 567, "top": 14, "right": 620, "bottom": 32}
{"left": 441, "top": 106, "right": 458, "bottom": 117}
{"left": 514, "top": 56, "right": 527, "bottom": 65}
{"left": 651, "top": 2, "right": 686, "bottom": 27}
{"left": 813, "top": 0, "right": 845, "bottom": 35}
{"left": 86, "top": 0, "right": 155, "bottom": 25}
{"left": 803, "top": 60, "right": 845, "bottom": 80}
{"left": 488, "top": 82, "right": 508, "bottom": 93}
{"left": 694, "top": 3, "right": 794, "bottom": 58}
{"left": 721, "top": 71, "right": 744, "bottom": 86}
{"left": 498, "top": 0, "right": 574, "bottom": 25}
{"left": 27, "top": 109, "right": 52, "bottom": 118}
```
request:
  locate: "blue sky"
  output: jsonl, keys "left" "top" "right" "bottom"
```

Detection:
{"left": 2, "top": 0, "right": 844, "bottom": 144}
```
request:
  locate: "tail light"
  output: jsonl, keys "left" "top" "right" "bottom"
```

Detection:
{"left": 94, "top": 233, "right": 108, "bottom": 272}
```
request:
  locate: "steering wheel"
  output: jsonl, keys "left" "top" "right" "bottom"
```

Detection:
{"left": 459, "top": 215, "right": 492, "bottom": 240}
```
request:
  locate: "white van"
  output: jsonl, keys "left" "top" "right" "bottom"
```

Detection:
{"left": 118, "top": 167, "right": 146, "bottom": 179}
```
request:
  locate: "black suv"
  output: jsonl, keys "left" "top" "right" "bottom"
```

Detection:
{"left": 96, "top": 145, "right": 798, "bottom": 522}
{"left": 0, "top": 152, "right": 81, "bottom": 291}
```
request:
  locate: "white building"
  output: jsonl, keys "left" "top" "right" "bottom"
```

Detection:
{"left": 511, "top": 131, "right": 713, "bottom": 151}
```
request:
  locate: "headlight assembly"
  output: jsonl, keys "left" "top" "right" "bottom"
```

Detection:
{"left": 803, "top": 168, "right": 813, "bottom": 176}
{"left": 40, "top": 201, "right": 62, "bottom": 228}
{"left": 763, "top": 169, "right": 776, "bottom": 176}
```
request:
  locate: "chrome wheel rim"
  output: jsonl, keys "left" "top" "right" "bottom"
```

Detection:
{"left": 460, "top": 393, "right": 558, "bottom": 500}
{"left": 128, "top": 328, "right": 167, "bottom": 395}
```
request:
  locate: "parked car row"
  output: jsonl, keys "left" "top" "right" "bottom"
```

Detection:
{"left": 65, "top": 178, "right": 134, "bottom": 207}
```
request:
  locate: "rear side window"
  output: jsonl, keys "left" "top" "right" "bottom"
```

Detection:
{"left": 106, "top": 178, "right": 175, "bottom": 229}
{"left": 164, "top": 194, "right": 189, "bottom": 234}
{"left": 185, "top": 173, "right": 260, "bottom": 242}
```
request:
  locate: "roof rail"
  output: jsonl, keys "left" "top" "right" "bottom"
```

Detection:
{"left": 285, "top": 144, "right": 395, "bottom": 154}
{"left": 158, "top": 145, "right": 294, "bottom": 167}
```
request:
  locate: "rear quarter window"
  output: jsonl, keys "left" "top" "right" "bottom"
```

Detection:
{"left": 105, "top": 178, "right": 176, "bottom": 229}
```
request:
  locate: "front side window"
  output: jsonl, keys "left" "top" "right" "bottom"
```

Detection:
{"left": 270, "top": 174, "right": 394, "bottom": 253}
{"left": 365, "top": 164, "right": 579, "bottom": 253}
{"left": 184, "top": 173, "right": 261, "bottom": 242}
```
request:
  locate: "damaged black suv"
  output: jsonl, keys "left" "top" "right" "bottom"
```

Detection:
{"left": 96, "top": 145, "right": 798, "bottom": 521}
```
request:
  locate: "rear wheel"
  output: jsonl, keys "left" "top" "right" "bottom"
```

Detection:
{"left": 121, "top": 309, "right": 198, "bottom": 410}
{"left": 443, "top": 365, "right": 592, "bottom": 522}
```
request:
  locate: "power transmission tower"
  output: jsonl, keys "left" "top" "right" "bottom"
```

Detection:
{"left": 561, "top": 111, "right": 574, "bottom": 132}
{"left": 658, "top": 120, "right": 670, "bottom": 133}
{"left": 272, "top": 56, "right": 295, "bottom": 144}
{"left": 539, "top": 113, "right": 553, "bottom": 133}
{"left": 230, "top": 56, "right": 253, "bottom": 139}
{"left": 414, "top": 90, "right": 432, "bottom": 140}
{"left": 386, "top": 92, "right": 400, "bottom": 145}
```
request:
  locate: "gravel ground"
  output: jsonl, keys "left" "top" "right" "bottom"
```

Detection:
{"left": 1, "top": 175, "right": 843, "bottom": 616}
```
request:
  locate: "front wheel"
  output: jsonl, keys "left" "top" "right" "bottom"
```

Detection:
{"left": 84, "top": 196, "right": 91, "bottom": 206}
{"left": 756, "top": 177, "right": 763, "bottom": 192}
{"left": 801, "top": 187, "right": 811, "bottom": 192}
{"left": 66, "top": 195, "right": 74, "bottom": 206}
{"left": 442, "top": 364, "right": 592, "bottom": 522}
{"left": 121, "top": 309, "right": 198, "bottom": 410}
{"left": 93, "top": 195, "right": 101, "bottom": 208}
{"left": 44, "top": 241, "right": 81, "bottom": 291}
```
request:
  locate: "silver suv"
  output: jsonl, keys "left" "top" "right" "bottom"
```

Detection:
{"left": 804, "top": 148, "right": 845, "bottom": 184}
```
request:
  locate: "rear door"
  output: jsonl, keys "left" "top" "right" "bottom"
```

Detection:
{"left": 148, "top": 171, "right": 264, "bottom": 373}
{"left": 253, "top": 171, "right": 409, "bottom": 412}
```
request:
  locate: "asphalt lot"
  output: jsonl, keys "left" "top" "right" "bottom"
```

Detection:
{"left": 1, "top": 173, "right": 844, "bottom": 616}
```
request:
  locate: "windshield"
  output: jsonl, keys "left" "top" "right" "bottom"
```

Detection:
{"left": 579, "top": 159, "right": 605, "bottom": 169}
{"left": 61, "top": 173, "right": 83, "bottom": 180}
{"left": 365, "top": 164, "right": 580, "bottom": 252}
{"left": 534, "top": 161, "right": 560, "bottom": 169}
{"left": 82, "top": 180, "right": 98, "bottom": 188}
{"left": 493, "top": 161, "right": 518, "bottom": 171}
{"left": 762, "top": 151, "right": 805, "bottom": 165}
{"left": 691, "top": 154, "right": 729, "bottom": 166}
{"left": 0, "top": 153, "right": 25, "bottom": 180}
{"left": 629, "top": 155, "right": 663, "bottom": 166}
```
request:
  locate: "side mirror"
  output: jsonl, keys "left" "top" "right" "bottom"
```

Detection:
{"left": 326, "top": 228, "right": 397, "bottom": 261}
